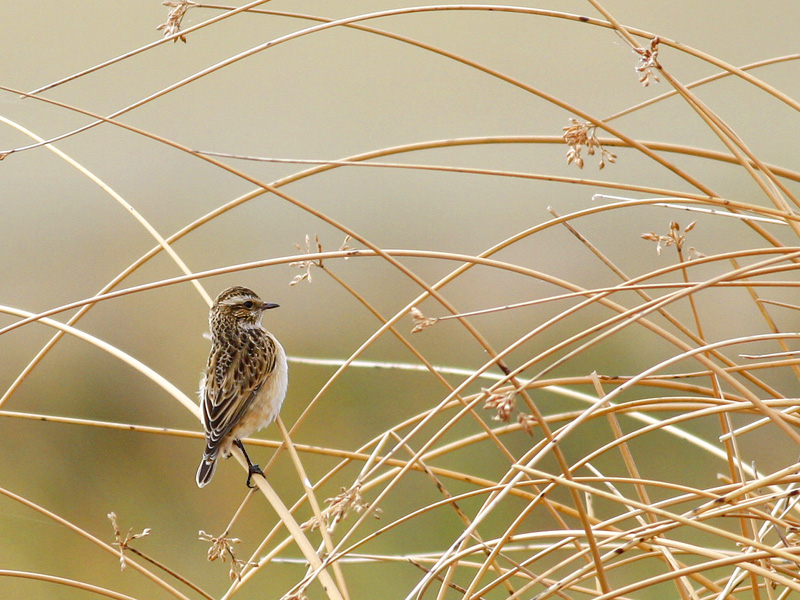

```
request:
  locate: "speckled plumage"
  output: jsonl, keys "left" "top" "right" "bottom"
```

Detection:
{"left": 196, "top": 286, "right": 288, "bottom": 488}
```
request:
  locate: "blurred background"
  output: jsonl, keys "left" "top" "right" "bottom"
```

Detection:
{"left": 1, "top": 1, "right": 799, "bottom": 599}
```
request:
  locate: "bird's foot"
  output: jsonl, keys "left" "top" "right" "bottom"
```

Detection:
{"left": 245, "top": 464, "right": 264, "bottom": 488}
{"left": 234, "top": 439, "right": 265, "bottom": 488}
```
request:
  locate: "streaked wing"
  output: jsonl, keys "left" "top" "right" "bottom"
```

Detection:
{"left": 201, "top": 330, "right": 277, "bottom": 453}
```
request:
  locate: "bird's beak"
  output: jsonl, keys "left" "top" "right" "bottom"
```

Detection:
{"left": 261, "top": 302, "right": 280, "bottom": 311}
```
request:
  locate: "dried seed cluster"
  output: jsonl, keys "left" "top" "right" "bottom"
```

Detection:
{"left": 563, "top": 119, "right": 617, "bottom": 170}
{"left": 199, "top": 530, "right": 256, "bottom": 581}
{"left": 642, "top": 220, "right": 703, "bottom": 258}
{"left": 634, "top": 37, "right": 661, "bottom": 87}
{"left": 156, "top": 0, "right": 195, "bottom": 42}
{"left": 483, "top": 388, "right": 517, "bottom": 422}
{"left": 108, "top": 512, "right": 151, "bottom": 572}
{"left": 302, "top": 482, "right": 378, "bottom": 533}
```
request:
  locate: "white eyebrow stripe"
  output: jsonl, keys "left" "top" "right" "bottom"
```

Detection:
{"left": 223, "top": 295, "right": 253, "bottom": 305}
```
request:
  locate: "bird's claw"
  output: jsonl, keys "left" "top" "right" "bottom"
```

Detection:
{"left": 246, "top": 464, "right": 264, "bottom": 489}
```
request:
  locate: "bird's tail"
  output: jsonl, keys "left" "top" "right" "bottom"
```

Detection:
{"left": 196, "top": 453, "right": 218, "bottom": 488}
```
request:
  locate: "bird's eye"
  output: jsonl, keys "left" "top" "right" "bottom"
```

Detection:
{"left": 243, "top": 301, "right": 254, "bottom": 309}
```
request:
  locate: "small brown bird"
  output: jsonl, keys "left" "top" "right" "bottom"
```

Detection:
{"left": 196, "top": 286, "right": 288, "bottom": 488}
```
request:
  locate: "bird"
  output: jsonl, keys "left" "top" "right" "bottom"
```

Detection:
{"left": 196, "top": 286, "right": 288, "bottom": 488}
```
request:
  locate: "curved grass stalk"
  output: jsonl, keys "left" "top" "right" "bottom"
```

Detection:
{"left": 0, "top": 570, "right": 140, "bottom": 600}
{"left": 0, "top": 488, "right": 193, "bottom": 599}
{"left": 0, "top": 305, "right": 196, "bottom": 415}
{"left": 0, "top": 116, "right": 210, "bottom": 411}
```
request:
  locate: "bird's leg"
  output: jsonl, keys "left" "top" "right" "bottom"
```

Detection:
{"left": 234, "top": 439, "right": 264, "bottom": 488}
